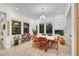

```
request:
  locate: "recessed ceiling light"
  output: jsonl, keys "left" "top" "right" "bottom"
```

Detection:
{"left": 16, "top": 7, "right": 19, "bottom": 10}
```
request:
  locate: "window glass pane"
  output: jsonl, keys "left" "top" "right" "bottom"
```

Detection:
{"left": 36, "top": 25, "right": 38, "bottom": 34}
{"left": 39, "top": 24, "right": 44, "bottom": 33}
{"left": 12, "top": 20, "right": 21, "bottom": 35}
{"left": 55, "top": 30, "right": 64, "bottom": 36}
{"left": 23, "top": 23, "right": 29, "bottom": 33}
{"left": 46, "top": 23, "right": 52, "bottom": 33}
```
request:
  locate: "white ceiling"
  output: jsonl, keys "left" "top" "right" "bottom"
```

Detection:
{"left": 5, "top": 3, "right": 68, "bottom": 19}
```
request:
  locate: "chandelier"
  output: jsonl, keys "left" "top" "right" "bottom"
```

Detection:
{"left": 40, "top": 8, "right": 47, "bottom": 20}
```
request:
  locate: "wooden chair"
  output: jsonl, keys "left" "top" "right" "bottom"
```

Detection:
{"left": 59, "top": 37, "right": 65, "bottom": 45}
{"left": 49, "top": 40, "right": 54, "bottom": 48}
{"left": 32, "top": 36, "right": 39, "bottom": 48}
{"left": 38, "top": 37, "right": 49, "bottom": 52}
{"left": 53, "top": 36, "right": 59, "bottom": 54}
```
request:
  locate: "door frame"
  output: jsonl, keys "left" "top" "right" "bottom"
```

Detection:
{"left": 77, "top": 4, "right": 79, "bottom": 56}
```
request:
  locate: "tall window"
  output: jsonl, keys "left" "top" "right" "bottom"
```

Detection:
{"left": 23, "top": 23, "right": 29, "bottom": 33}
{"left": 36, "top": 25, "right": 38, "bottom": 34}
{"left": 46, "top": 23, "right": 52, "bottom": 34}
{"left": 12, "top": 20, "right": 21, "bottom": 35}
{"left": 55, "top": 30, "right": 64, "bottom": 36}
{"left": 39, "top": 24, "right": 44, "bottom": 33}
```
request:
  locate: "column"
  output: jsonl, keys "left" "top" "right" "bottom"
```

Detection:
{"left": 52, "top": 24, "right": 55, "bottom": 36}
{"left": 71, "top": 4, "right": 77, "bottom": 56}
{"left": 21, "top": 21, "right": 23, "bottom": 34}
{"left": 37, "top": 24, "right": 39, "bottom": 35}
{"left": 44, "top": 23, "right": 46, "bottom": 34}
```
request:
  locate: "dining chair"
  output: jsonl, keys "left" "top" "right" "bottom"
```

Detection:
{"left": 38, "top": 37, "right": 49, "bottom": 52}
{"left": 32, "top": 36, "right": 39, "bottom": 48}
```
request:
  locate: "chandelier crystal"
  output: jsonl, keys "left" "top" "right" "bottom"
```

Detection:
{"left": 40, "top": 8, "right": 46, "bottom": 20}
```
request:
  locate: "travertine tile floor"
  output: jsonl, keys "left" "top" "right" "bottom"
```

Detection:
{"left": 0, "top": 40, "right": 71, "bottom": 56}
{"left": 0, "top": 41, "right": 4, "bottom": 50}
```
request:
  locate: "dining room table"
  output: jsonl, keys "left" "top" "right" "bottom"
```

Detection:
{"left": 36, "top": 35, "right": 55, "bottom": 40}
{"left": 36, "top": 34, "right": 59, "bottom": 54}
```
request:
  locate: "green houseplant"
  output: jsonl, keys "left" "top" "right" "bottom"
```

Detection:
{"left": 59, "top": 31, "right": 64, "bottom": 36}
{"left": 32, "top": 29, "right": 37, "bottom": 35}
{"left": 59, "top": 31, "right": 65, "bottom": 45}
{"left": 13, "top": 35, "right": 21, "bottom": 45}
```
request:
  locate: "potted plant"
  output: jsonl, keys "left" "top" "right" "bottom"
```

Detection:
{"left": 59, "top": 37, "right": 65, "bottom": 45}
{"left": 59, "top": 31, "right": 65, "bottom": 45}
{"left": 32, "top": 29, "right": 37, "bottom": 35}
{"left": 59, "top": 31, "right": 64, "bottom": 36}
{"left": 13, "top": 35, "right": 21, "bottom": 46}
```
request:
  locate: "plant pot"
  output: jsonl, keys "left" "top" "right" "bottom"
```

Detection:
{"left": 59, "top": 38, "right": 65, "bottom": 45}
{"left": 14, "top": 40, "right": 19, "bottom": 46}
{"left": 21, "top": 39, "right": 25, "bottom": 43}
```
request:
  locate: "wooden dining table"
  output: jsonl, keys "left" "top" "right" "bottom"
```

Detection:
{"left": 36, "top": 35, "right": 59, "bottom": 53}
{"left": 36, "top": 35, "right": 55, "bottom": 40}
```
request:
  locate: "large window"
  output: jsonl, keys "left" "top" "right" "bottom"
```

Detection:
{"left": 12, "top": 20, "right": 21, "bottom": 35}
{"left": 46, "top": 23, "right": 52, "bottom": 34}
{"left": 39, "top": 24, "right": 44, "bottom": 33}
{"left": 55, "top": 30, "right": 64, "bottom": 36}
{"left": 23, "top": 23, "right": 29, "bottom": 33}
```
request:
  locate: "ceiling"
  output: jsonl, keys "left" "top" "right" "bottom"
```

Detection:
{"left": 5, "top": 3, "right": 68, "bottom": 19}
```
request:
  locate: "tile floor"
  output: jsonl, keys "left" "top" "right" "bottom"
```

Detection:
{"left": 0, "top": 40, "right": 71, "bottom": 56}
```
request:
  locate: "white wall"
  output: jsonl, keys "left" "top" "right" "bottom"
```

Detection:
{"left": 65, "top": 6, "right": 71, "bottom": 40}
{"left": 0, "top": 14, "right": 3, "bottom": 33}
{"left": 71, "top": 4, "right": 77, "bottom": 56}
{"left": 53, "top": 15, "right": 65, "bottom": 30}
{"left": 64, "top": 5, "right": 72, "bottom": 55}
{"left": 65, "top": 4, "right": 77, "bottom": 56}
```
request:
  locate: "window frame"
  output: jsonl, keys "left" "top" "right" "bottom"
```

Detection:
{"left": 12, "top": 20, "right": 21, "bottom": 35}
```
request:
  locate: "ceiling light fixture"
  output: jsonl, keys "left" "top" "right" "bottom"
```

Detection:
{"left": 40, "top": 8, "right": 47, "bottom": 20}
{"left": 16, "top": 7, "right": 19, "bottom": 10}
